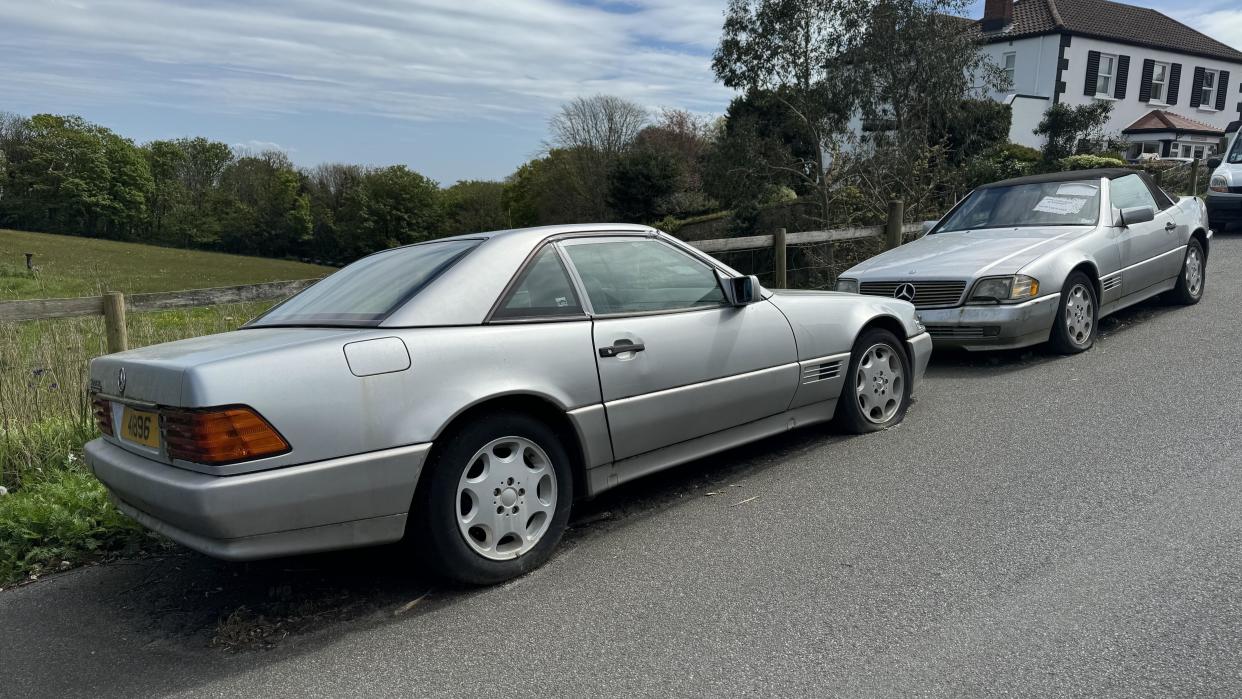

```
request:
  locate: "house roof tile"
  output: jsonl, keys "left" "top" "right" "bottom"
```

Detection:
{"left": 1122, "top": 109, "right": 1225, "bottom": 135}
{"left": 973, "top": 0, "right": 1242, "bottom": 64}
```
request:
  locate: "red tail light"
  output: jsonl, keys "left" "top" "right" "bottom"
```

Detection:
{"left": 163, "top": 406, "right": 290, "bottom": 465}
{"left": 92, "top": 395, "right": 114, "bottom": 436}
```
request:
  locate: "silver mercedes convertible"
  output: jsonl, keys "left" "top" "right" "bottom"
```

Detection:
{"left": 836, "top": 169, "right": 1210, "bottom": 353}
{"left": 85, "top": 224, "right": 931, "bottom": 585}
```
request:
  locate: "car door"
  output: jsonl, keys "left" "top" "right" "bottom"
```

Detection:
{"left": 1111, "top": 173, "right": 1180, "bottom": 296}
{"left": 558, "top": 235, "right": 799, "bottom": 461}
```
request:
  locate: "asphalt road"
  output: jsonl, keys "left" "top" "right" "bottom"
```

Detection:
{"left": 3, "top": 236, "right": 1241, "bottom": 698}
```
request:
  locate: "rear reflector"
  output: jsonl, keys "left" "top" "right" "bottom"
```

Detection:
{"left": 92, "top": 395, "right": 114, "bottom": 436}
{"left": 162, "top": 406, "right": 289, "bottom": 465}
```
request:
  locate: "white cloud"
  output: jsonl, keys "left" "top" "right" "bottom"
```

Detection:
{"left": 0, "top": 0, "right": 734, "bottom": 125}
{"left": 232, "top": 139, "right": 293, "bottom": 154}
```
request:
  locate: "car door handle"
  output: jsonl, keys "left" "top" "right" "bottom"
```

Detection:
{"left": 1165, "top": 222, "right": 1177, "bottom": 231}
{"left": 599, "top": 341, "right": 645, "bottom": 358}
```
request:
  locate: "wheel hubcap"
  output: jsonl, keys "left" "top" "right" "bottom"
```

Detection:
{"left": 1185, "top": 248, "right": 1203, "bottom": 297}
{"left": 456, "top": 436, "right": 557, "bottom": 561}
{"left": 855, "top": 343, "right": 904, "bottom": 424}
{"left": 1064, "top": 284, "right": 1094, "bottom": 346}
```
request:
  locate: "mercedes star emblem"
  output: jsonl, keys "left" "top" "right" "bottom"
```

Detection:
{"left": 118, "top": 367, "right": 126, "bottom": 396}
{"left": 894, "top": 283, "right": 916, "bottom": 302}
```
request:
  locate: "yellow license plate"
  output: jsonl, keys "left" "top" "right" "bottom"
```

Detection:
{"left": 120, "top": 407, "right": 160, "bottom": 449}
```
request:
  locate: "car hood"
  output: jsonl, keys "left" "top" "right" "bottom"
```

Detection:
{"left": 843, "top": 227, "right": 1094, "bottom": 279}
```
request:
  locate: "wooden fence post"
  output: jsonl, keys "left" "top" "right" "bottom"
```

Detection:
{"left": 885, "top": 200, "right": 904, "bottom": 250}
{"left": 773, "top": 227, "right": 787, "bottom": 288}
{"left": 24, "top": 253, "right": 34, "bottom": 270}
{"left": 1191, "top": 158, "right": 1200, "bottom": 197}
{"left": 102, "top": 292, "right": 128, "bottom": 353}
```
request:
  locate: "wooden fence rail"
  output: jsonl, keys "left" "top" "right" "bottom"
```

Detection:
{"left": 0, "top": 279, "right": 321, "bottom": 352}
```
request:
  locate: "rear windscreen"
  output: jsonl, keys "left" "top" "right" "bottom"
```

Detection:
{"left": 249, "top": 239, "right": 480, "bottom": 326}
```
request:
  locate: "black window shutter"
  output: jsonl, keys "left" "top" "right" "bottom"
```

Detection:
{"left": 1216, "top": 71, "right": 1230, "bottom": 111}
{"left": 1114, "top": 55, "right": 1130, "bottom": 99}
{"left": 1138, "top": 59, "right": 1154, "bottom": 102}
{"left": 1190, "top": 66, "right": 1205, "bottom": 107}
{"left": 1167, "top": 63, "right": 1182, "bottom": 105}
{"left": 1084, "top": 51, "right": 1101, "bottom": 96}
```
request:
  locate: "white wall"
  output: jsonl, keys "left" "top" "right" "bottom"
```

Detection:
{"left": 1059, "top": 36, "right": 1242, "bottom": 138}
{"left": 978, "top": 34, "right": 1062, "bottom": 101}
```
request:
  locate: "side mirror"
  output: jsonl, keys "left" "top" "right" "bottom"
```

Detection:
{"left": 920, "top": 220, "right": 937, "bottom": 236}
{"left": 1207, "top": 157, "right": 1222, "bottom": 169}
{"left": 1117, "top": 205, "right": 1155, "bottom": 227}
{"left": 720, "top": 273, "right": 761, "bottom": 305}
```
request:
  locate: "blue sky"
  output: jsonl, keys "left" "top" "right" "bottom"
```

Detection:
{"left": 1, "top": 0, "right": 1239, "bottom": 184}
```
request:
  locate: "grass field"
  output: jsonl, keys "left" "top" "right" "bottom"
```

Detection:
{"left": 0, "top": 230, "right": 334, "bottom": 583}
{"left": 1, "top": 228, "right": 331, "bottom": 301}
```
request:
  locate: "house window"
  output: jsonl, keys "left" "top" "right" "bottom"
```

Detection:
{"left": 1201, "top": 69, "right": 1218, "bottom": 108}
{"left": 1002, "top": 52, "right": 1016, "bottom": 89}
{"left": 1149, "top": 62, "right": 1169, "bottom": 103}
{"left": 1096, "top": 53, "right": 1117, "bottom": 96}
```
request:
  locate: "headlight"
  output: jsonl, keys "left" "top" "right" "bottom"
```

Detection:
{"left": 1210, "top": 175, "right": 1229, "bottom": 193}
{"left": 836, "top": 278, "right": 859, "bottom": 294}
{"left": 969, "top": 275, "right": 1039, "bottom": 303}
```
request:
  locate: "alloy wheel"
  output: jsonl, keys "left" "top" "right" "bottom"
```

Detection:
{"left": 456, "top": 436, "right": 557, "bottom": 561}
{"left": 855, "top": 343, "right": 905, "bottom": 424}
{"left": 1064, "top": 283, "right": 1094, "bottom": 346}
{"left": 1185, "top": 247, "right": 1203, "bottom": 298}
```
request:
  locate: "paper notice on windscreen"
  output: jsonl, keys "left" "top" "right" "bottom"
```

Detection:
{"left": 1033, "top": 196, "right": 1089, "bottom": 215}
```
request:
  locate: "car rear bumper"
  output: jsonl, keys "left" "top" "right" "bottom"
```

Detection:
{"left": 917, "top": 293, "right": 1060, "bottom": 351}
{"left": 85, "top": 438, "right": 430, "bottom": 561}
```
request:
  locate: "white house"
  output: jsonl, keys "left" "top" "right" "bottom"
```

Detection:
{"left": 972, "top": 0, "right": 1242, "bottom": 159}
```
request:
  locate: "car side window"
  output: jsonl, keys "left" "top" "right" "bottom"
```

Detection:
{"left": 1110, "top": 174, "right": 1158, "bottom": 212}
{"left": 493, "top": 246, "right": 583, "bottom": 320}
{"left": 562, "top": 238, "right": 725, "bottom": 315}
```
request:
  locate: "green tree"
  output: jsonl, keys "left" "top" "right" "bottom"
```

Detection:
{"left": 607, "top": 149, "right": 682, "bottom": 223}
{"left": 337, "top": 166, "right": 442, "bottom": 258}
{"left": 1034, "top": 102, "right": 1115, "bottom": 164}
{"left": 442, "top": 180, "right": 508, "bottom": 234}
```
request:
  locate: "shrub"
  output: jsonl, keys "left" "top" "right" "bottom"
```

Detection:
{"left": 1059, "top": 154, "right": 1126, "bottom": 170}
{"left": 0, "top": 469, "right": 155, "bottom": 584}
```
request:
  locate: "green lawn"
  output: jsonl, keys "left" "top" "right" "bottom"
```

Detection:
{"left": 0, "top": 228, "right": 333, "bottom": 300}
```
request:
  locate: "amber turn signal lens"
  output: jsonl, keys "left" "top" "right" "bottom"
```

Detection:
{"left": 92, "top": 395, "right": 114, "bottom": 436}
{"left": 163, "top": 406, "right": 289, "bottom": 465}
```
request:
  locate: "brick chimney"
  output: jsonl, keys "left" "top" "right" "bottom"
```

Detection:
{"left": 981, "top": 0, "right": 1013, "bottom": 31}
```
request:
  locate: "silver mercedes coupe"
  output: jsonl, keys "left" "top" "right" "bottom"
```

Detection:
{"left": 836, "top": 169, "right": 1210, "bottom": 353}
{"left": 85, "top": 224, "right": 931, "bottom": 585}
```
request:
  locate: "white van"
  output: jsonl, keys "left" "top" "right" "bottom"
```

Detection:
{"left": 1207, "top": 121, "right": 1242, "bottom": 232}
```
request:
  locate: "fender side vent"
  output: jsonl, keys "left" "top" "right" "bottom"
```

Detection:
{"left": 802, "top": 361, "right": 842, "bottom": 384}
{"left": 1102, "top": 276, "right": 1121, "bottom": 292}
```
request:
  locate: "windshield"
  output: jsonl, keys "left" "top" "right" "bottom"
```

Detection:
{"left": 936, "top": 180, "right": 1101, "bottom": 233}
{"left": 1228, "top": 133, "right": 1242, "bottom": 165}
{"left": 249, "top": 239, "right": 480, "bottom": 326}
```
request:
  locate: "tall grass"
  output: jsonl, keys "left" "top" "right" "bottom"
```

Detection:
{"left": 0, "top": 301, "right": 274, "bottom": 490}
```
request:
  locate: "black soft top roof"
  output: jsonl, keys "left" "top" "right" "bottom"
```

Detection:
{"left": 981, "top": 168, "right": 1140, "bottom": 189}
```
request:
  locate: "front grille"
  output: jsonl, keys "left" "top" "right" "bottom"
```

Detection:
{"left": 1231, "top": 186, "right": 1242, "bottom": 194}
{"left": 859, "top": 280, "right": 967, "bottom": 308}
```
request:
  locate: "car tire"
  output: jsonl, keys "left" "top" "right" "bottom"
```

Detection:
{"left": 1049, "top": 271, "right": 1098, "bottom": 354}
{"left": 1169, "top": 237, "right": 1206, "bottom": 305}
{"left": 836, "top": 328, "right": 911, "bottom": 434}
{"left": 411, "top": 412, "right": 574, "bottom": 586}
